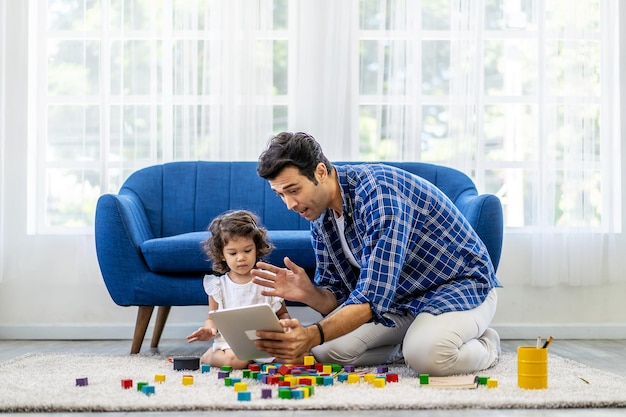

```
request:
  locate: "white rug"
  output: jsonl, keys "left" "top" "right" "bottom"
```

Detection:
{"left": 0, "top": 352, "right": 625, "bottom": 412}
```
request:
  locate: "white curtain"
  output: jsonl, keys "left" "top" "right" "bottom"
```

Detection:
{"left": 528, "top": 1, "right": 621, "bottom": 286}
{"left": 448, "top": 0, "right": 621, "bottom": 286}
{"left": 0, "top": 0, "right": 6, "bottom": 282}
{"left": 5, "top": 0, "right": 623, "bottom": 287}
{"left": 291, "top": 0, "right": 357, "bottom": 159}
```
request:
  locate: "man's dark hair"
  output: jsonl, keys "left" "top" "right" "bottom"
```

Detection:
{"left": 257, "top": 132, "right": 332, "bottom": 184}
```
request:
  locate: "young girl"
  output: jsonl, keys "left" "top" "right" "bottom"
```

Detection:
{"left": 186, "top": 210, "right": 291, "bottom": 369}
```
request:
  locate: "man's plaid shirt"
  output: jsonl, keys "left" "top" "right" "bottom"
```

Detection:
{"left": 311, "top": 164, "right": 501, "bottom": 327}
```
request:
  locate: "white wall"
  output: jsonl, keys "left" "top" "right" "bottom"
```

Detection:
{"left": 1, "top": 2, "right": 626, "bottom": 342}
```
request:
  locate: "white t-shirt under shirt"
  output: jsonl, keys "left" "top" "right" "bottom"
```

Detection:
{"left": 335, "top": 212, "right": 360, "bottom": 268}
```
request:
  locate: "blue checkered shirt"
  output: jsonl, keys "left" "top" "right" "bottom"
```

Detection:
{"left": 311, "top": 164, "right": 501, "bottom": 327}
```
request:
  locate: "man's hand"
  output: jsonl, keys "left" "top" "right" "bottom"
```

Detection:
{"left": 254, "top": 318, "right": 314, "bottom": 363}
{"left": 252, "top": 257, "right": 314, "bottom": 304}
{"left": 186, "top": 327, "right": 217, "bottom": 343}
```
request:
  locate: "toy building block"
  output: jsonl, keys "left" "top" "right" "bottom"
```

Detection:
{"left": 291, "top": 388, "right": 305, "bottom": 399}
{"left": 298, "top": 377, "right": 313, "bottom": 386}
{"left": 233, "top": 382, "right": 248, "bottom": 392}
{"left": 172, "top": 357, "right": 200, "bottom": 371}
{"left": 363, "top": 373, "right": 376, "bottom": 383}
{"left": 154, "top": 374, "right": 166, "bottom": 383}
{"left": 344, "top": 365, "right": 356, "bottom": 373}
{"left": 137, "top": 381, "right": 148, "bottom": 391}
{"left": 277, "top": 364, "right": 291, "bottom": 375}
{"left": 266, "top": 375, "right": 281, "bottom": 385}
{"left": 419, "top": 374, "right": 430, "bottom": 384}
{"left": 320, "top": 375, "right": 334, "bottom": 386}
{"left": 201, "top": 364, "right": 211, "bottom": 373}
{"left": 141, "top": 385, "right": 155, "bottom": 395}
{"left": 217, "top": 371, "right": 230, "bottom": 379}
{"left": 478, "top": 376, "right": 490, "bottom": 385}
{"left": 121, "top": 379, "right": 133, "bottom": 389}
{"left": 75, "top": 377, "right": 88, "bottom": 387}
{"left": 248, "top": 363, "right": 261, "bottom": 372}
{"left": 182, "top": 375, "right": 194, "bottom": 386}
{"left": 278, "top": 388, "right": 292, "bottom": 399}
{"left": 261, "top": 388, "right": 272, "bottom": 399}
{"left": 386, "top": 373, "right": 399, "bottom": 383}
{"left": 279, "top": 380, "right": 292, "bottom": 388}
{"left": 377, "top": 365, "right": 389, "bottom": 373}
{"left": 303, "top": 355, "right": 315, "bottom": 366}
{"left": 237, "top": 391, "right": 252, "bottom": 401}
{"left": 373, "top": 378, "right": 386, "bottom": 388}
{"left": 347, "top": 374, "right": 360, "bottom": 384}
{"left": 487, "top": 378, "right": 499, "bottom": 388}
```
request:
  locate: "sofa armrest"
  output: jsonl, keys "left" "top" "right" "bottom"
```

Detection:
{"left": 454, "top": 193, "right": 504, "bottom": 271}
{"left": 95, "top": 193, "right": 155, "bottom": 305}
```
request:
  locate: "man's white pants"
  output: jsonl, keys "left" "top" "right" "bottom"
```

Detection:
{"left": 311, "top": 289, "right": 499, "bottom": 376}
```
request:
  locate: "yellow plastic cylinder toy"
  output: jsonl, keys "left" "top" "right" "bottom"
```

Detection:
{"left": 517, "top": 346, "right": 548, "bottom": 389}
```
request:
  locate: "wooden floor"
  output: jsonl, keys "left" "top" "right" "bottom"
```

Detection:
{"left": 1, "top": 339, "right": 625, "bottom": 416}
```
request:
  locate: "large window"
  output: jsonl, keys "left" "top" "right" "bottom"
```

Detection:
{"left": 28, "top": 0, "right": 620, "bottom": 235}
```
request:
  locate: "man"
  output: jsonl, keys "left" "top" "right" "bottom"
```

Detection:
{"left": 251, "top": 132, "right": 501, "bottom": 376}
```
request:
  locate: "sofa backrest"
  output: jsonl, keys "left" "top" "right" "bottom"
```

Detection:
{"left": 120, "top": 160, "right": 479, "bottom": 238}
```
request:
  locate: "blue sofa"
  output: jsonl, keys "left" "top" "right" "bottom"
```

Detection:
{"left": 94, "top": 161, "right": 503, "bottom": 353}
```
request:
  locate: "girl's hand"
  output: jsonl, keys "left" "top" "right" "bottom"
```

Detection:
{"left": 186, "top": 327, "right": 217, "bottom": 343}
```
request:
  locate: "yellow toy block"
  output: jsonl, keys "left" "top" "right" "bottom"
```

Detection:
{"left": 182, "top": 375, "right": 194, "bottom": 386}
{"left": 347, "top": 374, "right": 360, "bottom": 384}
{"left": 233, "top": 382, "right": 248, "bottom": 392}
{"left": 487, "top": 378, "right": 499, "bottom": 388}
{"left": 303, "top": 355, "right": 315, "bottom": 366}
{"left": 363, "top": 373, "right": 376, "bottom": 383}
{"left": 154, "top": 374, "right": 166, "bottom": 383}
{"left": 283, "top": 375, "right": 296, "bottom": 386}
{"left": 373, "top": 378, "right": 386, "bottom": 388}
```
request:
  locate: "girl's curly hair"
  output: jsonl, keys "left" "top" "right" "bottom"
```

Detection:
{"left": 202, "top": 210, "right": 273, "bottom": 275}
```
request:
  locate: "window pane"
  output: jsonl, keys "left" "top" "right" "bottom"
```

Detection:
{"left": 421, "top": 40, "right": 449, "bottom": 96}
{"left": 173, "top": 40, "right": 210, "bottom": 95}
{"left": 110, "top": 0, "right": 159, "bottom": 30}
{"left": 273, "top": 0, "right": 289, "bottom": 30}
{"left": 422, "top": 0, "right": 450, "bottom": 30}
{"left": 110, "top": 40, "right": 161, "bottom": 95}
{"left": 546, "top": 104, "right": 600, "bottom": 162}
{"left": 273, "top": 40, "right": 288, "bottom": 95}
{"left": 273, "top": 105, "right": 288, "bottom": 132}
{"left": 484, "top": 39, "right": 537, "bottom": 96}
{"left": 45, "top": 169, "right": 101, "bottom": 228}
{"left": 483, "top": 104, "right": 538, "bottom": 162}
{"left": 109, "top": 105, "right": 155, "bottom": 161}
{"left": 545, "top": 40, "right": 600, "bottom": 97}
{"left": 360, "top": 0, "right": 409, "bottom": 30}
{"left": 47, "top": 40, "right": 100, "bottom": 96}
{"left": 421, "top": 105, "right": 450, "bottom": 161}
{"left": 48, "top": 0, "right": 101, "bottom": 31}
{"left": 47, "top": 105, "right": 100, "bottom": 162}
{"left": 484, "top": 0, "right": 535, "bottom": 30}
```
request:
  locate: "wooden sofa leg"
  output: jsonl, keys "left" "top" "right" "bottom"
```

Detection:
{"left": 131, "top": 306, "right": 154, "bottom": 354}
{"left": 150, "top": 306, "right": 171, "bottom": 349}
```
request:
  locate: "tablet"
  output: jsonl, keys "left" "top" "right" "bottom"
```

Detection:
{"left": 208, "top": 303, "right": 285, "bottom": 360}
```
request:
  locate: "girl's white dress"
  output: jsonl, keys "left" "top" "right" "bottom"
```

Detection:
{"left": 204, "top": 273, "right": 284, "bottom": 358}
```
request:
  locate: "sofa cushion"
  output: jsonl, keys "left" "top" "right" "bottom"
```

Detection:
{"left": 141, "top": 230, "right": 315, "bottom": 273}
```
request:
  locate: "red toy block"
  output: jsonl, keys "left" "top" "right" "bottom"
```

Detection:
{"left": 121, "top": 379, "right": 133, "bottom": 389}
